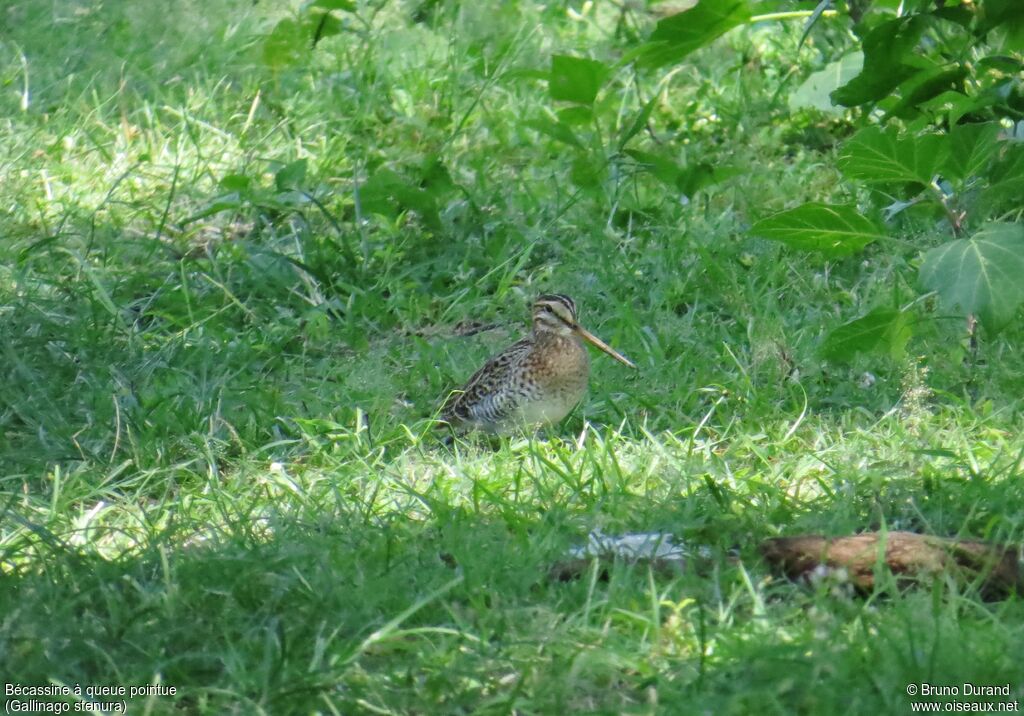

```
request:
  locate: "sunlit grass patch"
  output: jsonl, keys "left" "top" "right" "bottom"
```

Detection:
{"left": 2, "top": 0, "right": 1024, "bottom": 712}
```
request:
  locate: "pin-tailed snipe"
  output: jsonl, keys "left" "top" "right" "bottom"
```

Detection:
{"left": 439, "top": 294, "right": 637, "bottom": 432}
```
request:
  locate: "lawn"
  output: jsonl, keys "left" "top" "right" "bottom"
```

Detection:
{"left": 2, "top": 1, "right": 1023, "bottom": 714}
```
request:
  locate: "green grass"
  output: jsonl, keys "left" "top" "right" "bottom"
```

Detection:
{"left": 2, "top": 1, "right": 1024, "bottom": 713}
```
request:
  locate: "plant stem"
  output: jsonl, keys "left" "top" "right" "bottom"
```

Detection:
{"left": 749, "top": 11, "right": 839, "bottom": 23}
{"left": 929, "top": 180, "right": 965, "bottom": 237}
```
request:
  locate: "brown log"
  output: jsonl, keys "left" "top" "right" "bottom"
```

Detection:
{"left": 760, "top": 531, "right": 1023, "bottom": 599}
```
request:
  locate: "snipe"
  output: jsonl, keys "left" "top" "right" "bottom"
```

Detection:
{"left": 438, "top": 294, "right": 636, "bottom": 432}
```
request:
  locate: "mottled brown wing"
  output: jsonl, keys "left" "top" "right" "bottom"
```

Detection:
{"left": 440, "top": 338, "right": 532, "bottom": 426}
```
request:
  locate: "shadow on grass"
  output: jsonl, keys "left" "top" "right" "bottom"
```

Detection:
{"left": 4, "top": 485, "right": 1024, "bottom": 714}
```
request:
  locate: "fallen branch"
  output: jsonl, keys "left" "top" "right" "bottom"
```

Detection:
{"left": 760, "top": 531, "right": 1022, "bottom": 599}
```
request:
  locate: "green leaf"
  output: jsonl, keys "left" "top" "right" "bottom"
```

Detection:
{"left": 360, "top": 170, "right": 440, "bottom": 230}
{"left": 548, "top": 55, "right": 609, "bottom": 105}
{"left": 918, "top": 223, "right": 1024, "bottom": 331}
{"left": 618, "top": 94, "right": 658, "bottom": 149}
{"left": 918, "top": 91, "right": 993, "bottom": 126}
{"left": 750, "top": 203, "right": 885, "bottom": 256}
{"left": 979, "top": 0, "right": 1024, "bottom": 50}
{"left": 219, "top": 173, "right": 254, "bottom": 192}
{"left": 788, "top": 52, "right": 863, "bottom": 114}
{"left": 677, "top": 162, "right": 734, "bottom": 196}
{"left": 184, "top": 193, "right": 245, "bottom": 222}
{"left": 883, "top": 64, "right": 967, "bottom": 120}
{"left": 418, "top": 156, "right": 455, "bottom": 194}
{"left": 501, "top": 68, "right": 550, "bottom": 82}
{"left": 275, "top": 159, "right": 308, "bottom": 192}
{"left": 570, "top": 154, "right": 603, "bottom": 189}
{"left": 982, "top": 143, "right": 1024, "bottom": 210}
{"left": 932, "top": 5, "right": 973, "bottom": 27}
{"left": 977, "top": 55, "right": 1024, "bottom": 73}
{"left": 624, "top": 151, "right": 737, "bottom": 196}
{"left": 944, "top": 123, "right": 1000, "bottom": 181}
{"left": 310, "top": 0, "right": 355, "bottom": 10}
{"left": 624, "top": 149, "right": 683, "bottom": 186}
{"left": 837, "top": 126, "right": 948, "bottom": 187}
{"left": 524, "top": 117, "right": 583, "bottom": 149}
{"left": 821, "top": 307, "right": 912, "bottom": 362}
{"left": 262, "top": 18, "right": 308, "bottom": 68}
{"left": 639, "top": 0, "right": 752, "bottom": 69}
{"left": 556, "top": 106, "right": 594, "bottom": 126}
{"left": 308, "top": 10, "right": 344, "bottom": 42}
{"left": 831, "top": 16, "right": 927, "bottom": 107}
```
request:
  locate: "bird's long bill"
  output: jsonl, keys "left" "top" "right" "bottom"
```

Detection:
{"left": 575, "top": 325, "right": 637, "bottom": 369}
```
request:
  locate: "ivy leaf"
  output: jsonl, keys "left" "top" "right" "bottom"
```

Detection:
{"left": 549, "top": 55, "right": 609, "bottom": 105}
{"left": 919, "top": 223, "right": 1024, "bottom": 331}
{"left": 821, "top": 307, "right": 912, "bottom": 362}
{"left": 837, "top": 127, "right": 948, "bottom": 188}
{"left": 639, "top": 1, "right": 751, "bottom": 69}
{"left": 943, "top": 122, "right": 1000, "bottom": 182}
{"left": 750, "top": 203, "right": 885, "bottom": 256}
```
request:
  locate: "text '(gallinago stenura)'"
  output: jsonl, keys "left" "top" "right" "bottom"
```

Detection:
{"left": 439, "top": 294, "right": 636, "bottom": 432}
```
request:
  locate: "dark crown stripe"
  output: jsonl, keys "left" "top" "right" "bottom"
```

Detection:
{"left": 534, "top": 293, "right": 577, "bottom": 319}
